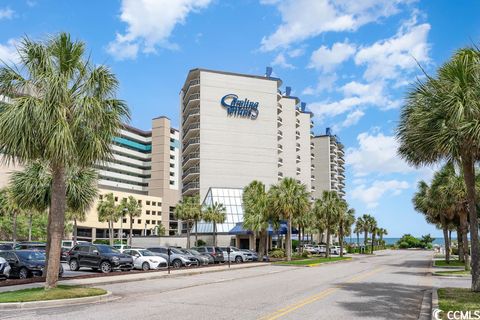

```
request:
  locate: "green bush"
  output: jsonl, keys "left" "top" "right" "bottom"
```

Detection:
{"left": 292, "top": 240, "right": 299, "bottom": 252}
{"left": 398, "top": 241, "right": 410, "bottom": 249}
{"left": 196, "top": 239, "right": 206, "bottom": 246}
{"left": 269, "top": 249, "right": 285, "bottom": 258}
{"left": 292, "top": 251, "right": 310, "bottom": 259}
{"left": 93, "top": 239, "right": 109, "bottom": 245}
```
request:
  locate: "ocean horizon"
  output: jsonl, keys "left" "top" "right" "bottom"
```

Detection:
{"left": 345, "top": 237, "right": 451, "bottom": 246}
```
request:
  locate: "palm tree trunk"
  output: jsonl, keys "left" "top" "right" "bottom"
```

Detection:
{"left": 213, "top": 222, "right": 217, "bottom": 246}
{"left": 339, "top": 225, "right": 344, "bottom": 258}
{"left": 252, "top": 232, "right": 256, "bottom": 251}
{"left": 109, "top": 220, "right": 113, "bottom": 246}
{"left": 12, "top": 210, "right": 18, "bottom": 247}
{"left": 28, "top": 212, "right": 33, "bottom": 242}
{"left": 458, "top": 226, "right": 464, "bottom": 263}
{"left": 460, "top": 213, "right": 470, "bottom": 271}
{"left": 45, "top": 165, "right": 67, "bottom": 290}
{"left": 258, "top": 230, "right": 266, "bottom": 257}
{"left": 462, "top": 156, "right": 480, "bottom": 291}
{"left": 371, "top": 231, "right": 375, "bottom": 254}
{"left": 326, "top": 230, "right": 331, "bottom": 258}
{"left": 364, "top": 230, "right": 368, "bottom": 250}
{"left": 443, "top": 225, "right": 450, "bottom": 264}
{"left": 286, "top": 217, "right": 292, "bottom": 261}
{"left": 356, "top": 232, "right": 359, "bottom": 253}
{"left": 129, "top": 215, "right": 133, "bottom": 246}
{"left": 73, "top": 218, "right": 78, "bottom": 245}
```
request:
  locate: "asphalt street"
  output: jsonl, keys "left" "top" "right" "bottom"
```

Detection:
{"left": 2, "top": 250, "right": 451, "bottom": 320}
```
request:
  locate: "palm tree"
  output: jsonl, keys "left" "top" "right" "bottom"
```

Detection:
{"left": 369, "top": 218, "right": 378, "bottom": 253}
{"left": 243, "top": 181, "right": 271, "bottom": 256}
{"left": 376, "top": 228, "right": 388, "bottom": 247}
{"left": 339, "top": 208, "right": 355, "bottom": 257}
{"left": 203, "top": 202, "right": 226, "bottom": 246}
{"left": 188, "top": 195, "right": 203, "bottom": 246}
{"left": 97, "top": 193, "right": 119, "bottom": 246}
{"left": 174, "top": 197, "right": 197, "bottom": 249}
{"left": 119, "top": 196, "right": 142, "bottom": 246}
{"left": 354, "top": 217, "right": 364, "bottom": 253}
{"left": 397, "top": 47, "right": 480, "bottom": 291}
{"left": 0, "top": 33, "right": 129, "bottom": 288}
{"left": 269, "top": 178, "right": 310, "bottom": 261}
{"left": 314, "top": 191, "right": 343, "bottom": 258}
{"left": 360, "top": 214, "right": 373, "bottom": 248}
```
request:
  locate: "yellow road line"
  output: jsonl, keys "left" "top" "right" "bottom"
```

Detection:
{"left": 258, "top": 267, "right": 385, "bottom": 320}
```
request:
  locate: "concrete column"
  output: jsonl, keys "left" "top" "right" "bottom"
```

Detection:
{"left": 91, "top": 227, "right": 96, "bottom": 242}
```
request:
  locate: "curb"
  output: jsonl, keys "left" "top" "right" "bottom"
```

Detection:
{"left": 307, "top": 258, "right": 353, "bottom": 267}
{"left": 431, "top": 288, "right": 439, "bottom": 320}
{"left": 68, "top": 263, "right": 270, "bottom": 287}
{"left": 432, "top": 272, "right": 471, "bottom": 278}
{"left": 0, "top": 291, "right": 117, "bottom": 310}
{"left": 418, "top": 289, "right": 433, "bottom": 320}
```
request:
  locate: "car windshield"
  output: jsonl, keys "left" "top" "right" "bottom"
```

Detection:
{"left": 138, "top": 250, "right": 155, "bottom": 256}
{"left": 189, "top": 250, "right": 201, "bottom": 255}
{"left": 16, "top": 251, "right": 45, "bottom": 261}
{"left": 170, "top": 248, "right": 183, "bottom": 254}
{"left": 96, "top": 245, "right": 120, "bottom": 254}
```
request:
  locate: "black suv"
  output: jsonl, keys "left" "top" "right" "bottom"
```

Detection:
{"left": 67, "top": 244, "right": 133, "bottom": 273}
{"left": 0, "top": 250, "right": 63, "bottom": 279}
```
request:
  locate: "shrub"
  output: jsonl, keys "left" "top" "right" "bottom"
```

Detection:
{"left": 292, "top": 251, "right": 310, "bottom": 259}
{"left": 269, "top": 249, "right": 285, "bottom": 258}
{"left": 93, "top": 239, "right": 109, "bottom": 245}
{"left": 398, "top": 241, "right": 410, "bottom": 249}
{"left": 196, "top": 239, "right": 206, "bottom": 246}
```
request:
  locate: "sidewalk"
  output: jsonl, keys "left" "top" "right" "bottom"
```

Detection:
{"left": 0, "top": 262, "right": 269, "bottom": 293}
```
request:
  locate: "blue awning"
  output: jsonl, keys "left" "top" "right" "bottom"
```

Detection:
{"left": 229, "top": 222, "right": 298, "bottom": 235}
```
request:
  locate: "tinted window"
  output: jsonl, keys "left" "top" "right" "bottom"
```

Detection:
{"left": 215, "top": 247, "right": 222, "bottom": 252}
{"left": 170, "top": 248, "right": 183, "bottom": 254}
{"left": 207, "top": 247, "right": 213, "bottom": 253}
{"left": 0, "top": 244, "right": 12, "bottom": 250}
{"left": 139, "top": 250, "right": 155, "bottom": 256}
{"left": 96, "top": 245, "right": 120, "bottom": 254}
{"left": 79, "top": 246, "right": 90, "bottom": 253}
{"left": 16, "top": 251, "right": 45, "bottom": 261}
{"left": 196, "top": 247, "right": 206, "bottom": 253}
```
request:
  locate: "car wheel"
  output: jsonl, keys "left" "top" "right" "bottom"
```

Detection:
{"left": 100, "top": 261, "right": 112, "bottom": 273}
{"left": 19, "top": 267, "right": 29, "bottom": 279}
{"left": 172, "top": 259, "right": 182, "bottom": 269}
{"left": 235, "top": 256, "right": 243, "bottom": 263}
{"left": 142, "top": 262, "right": 150, "bottom": 271}
{"left": 69, "top": 259, "right": 79, "bottom": 271}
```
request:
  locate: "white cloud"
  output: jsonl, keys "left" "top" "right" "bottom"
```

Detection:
{"left": 309, "top": 80, "right": 399, "bottom": 120}
{"left": 346, "top": 131, "right": 414, "bottom": 177}
{"left": 354, "top": 15, "right": 430, "bottom": 81}
{"left": 351, "top": 179, "right": 409, "bottom": 208}
{"left": 302, "top": 74, "right": 337, "bottom": 95}
{"left": 0, "top": 7, "right": 14, "bottom": 20}
{"left": 287, "top": 48, "right": 305, "bottom": 58}
{"left": 260, "top": 0, "right": 411, "bottom": 51}
{"left": 308, "top": 41, "right": 356, "bottom": 72}
{"left": 107, "top": 0, "right": 212, "bottom": 60}
{"left": 272, "top": 53, "right": 295, "bottom": 69}
{"left": 333, "top": 109, "right": 365, "bottom": 131}
{"left": 0, "top": 39, "right": 19, "bottom": 63}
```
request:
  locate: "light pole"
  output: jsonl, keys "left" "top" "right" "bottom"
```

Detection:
{"left": 120, "top": 207, "right": 127, "bottom": 245}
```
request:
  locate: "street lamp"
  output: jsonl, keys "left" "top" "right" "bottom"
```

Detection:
{"left": 121, "top": 207, "right": 127, "bottom": 245}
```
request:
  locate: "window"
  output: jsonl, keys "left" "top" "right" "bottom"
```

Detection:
{"left": 170, "top": 155, "right": 175, "bottom": 160}
{"left": 146, "top": 201, "right": 150, "bottom": 205}
{"left": 170, "top": 138, "right": 174, "bottom": 143}
{"left": 170, "top": 180, "right": 175, "bottom": 185}
{"left": 114, "top": 197, "right": 118, "bottom": 202}
{"left": 122, "top": 218, "right": 127, "bottom": 223}
{"left": 152, "top": 202, "right": 156, "bottom": 206}
{"left": 146, "top": 220, "right": 150, "bottom": 224}
{"left": 137, "top": 219, "right": 141, "bottom": 224}
{"left": 158, "top": 203, "right": 162, "bottom": 207}
{"left": 138, "top": 200, "right": 142, "bottom": 205}
{"left": 122, "top": 197, "right": 127, "bottom": 202}
{"left": 79, "top": 246, "right": 90, "bottom": 253}
{"left": 151, "top": 211, "right": 156, "bottom": 215}
{"left": 170, "top": 163, "right": 174, "bottom": 168}
{"left": 170, "top": 146, "right": 175, "bottom": 151}
{"left": 146, "top": 210, "right": 150, "bottom": 215}
{"left": 170, "top": 172, "right": 175, "bottom": 176}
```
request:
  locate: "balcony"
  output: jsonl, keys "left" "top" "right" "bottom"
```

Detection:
{"left": 277, "top": 103, "right": 282, "bottom": 114}
{"left": 296, "top": 131, "right": 300, "bottom": 140}
{"left": 182, "top": 93, "right": 200, "bottom": 113}
{"left": 296, "top": 143, "right": 300, "bottom": 151}
{"left": 277, "top": 130, "right": 283, "bottom": 140}
{"left": 184, "top": 78, "right": 200, "bottom": 97}
{"left": 182, "top": 180, "right": 199, "bottom": 195}
{"left": 182, "top": 137, "right": 200, "bottom": 154}
{"left": 338, "top": 156, "right": 345, "bottom": 164}
{"left": 182, "top": 166, "right": 199, "bottom": 181}
{"left": 310, "top": 119, "right": 314, "bottom": 128}
{"left": 296, "top": 119, "right": 300, "bottom": 128}
{"left": 311, "top": 153, "right": 315, "bottom": 159}
{"left": 278, "top": 144, "right": 283, "bottom": 153}
{"left": 296, "top": 155, "right": 301, "bottom": 163}
{"left": 296, "top": 167, "right": 301, "bottom": 175}
{"left": 311, "top": 175, "right": 315, "bottom": 181}
{"left": 182, "top": 107, "right": 200, "bottom": 126}
{"left": 310, "top": 142, "right": 314, "bottom": 149}
{"left": 182, "top": 152, "right": 199, "bottom": 168}
{"left": 278, "top": 172, "right": 284, "bottom": 178}
{"left": 278, "top": 158, "right": 283, "bottom": 167}
{"left": 277, "top": 116, "right": 283, "bottom": 127}
{"left": 310, "top": 131, "right": 314, "bottom": 137}
{"left": 311, "top": 163, "right": 315, "bottom": 169}
{"left": 182, "top": 122, "right": 200, "bottom": 141}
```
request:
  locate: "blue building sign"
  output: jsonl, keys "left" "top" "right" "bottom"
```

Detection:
{"left": 220, "top": 94, "right": 259, "bottom": 120}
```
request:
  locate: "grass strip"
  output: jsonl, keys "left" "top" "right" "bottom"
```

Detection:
{"left": 0, "top": 285, "right": 106, "bottom": 303}
{"left": 438, "top": 288, "right": 480, "bottom": 318}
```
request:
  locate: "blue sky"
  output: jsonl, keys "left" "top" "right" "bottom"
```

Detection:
{"left": 1, "top": 0, "right": 479, "bottom": 237}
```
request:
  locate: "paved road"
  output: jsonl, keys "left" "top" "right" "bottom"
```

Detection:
{"left": 3, "top": 250, "right": 435, "bottom": 320}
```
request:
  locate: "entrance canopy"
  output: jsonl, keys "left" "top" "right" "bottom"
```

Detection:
{"left": 229, "top": 222, "right": 298, "bottom": 235}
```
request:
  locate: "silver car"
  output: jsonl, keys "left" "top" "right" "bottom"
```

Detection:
{"left": 147, "top": 247, "right": 198, "bottom": 268}
{"left": 219, "top": 247, "right": 251, "bottom": 263}
{"left": 182, "top": 249, "right": 210, "bottom": 266}
{"left": 0, "top": 257, "right": 10, "bottom": 280}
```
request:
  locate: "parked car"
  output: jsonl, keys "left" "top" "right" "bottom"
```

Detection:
{"left": 67, "top": 243, "right": 133, "bottom": 273}
{"left": 15, "top": 242, "right": 46, "bottom": 251}
{"left": 301, "top": 245, "right": 317, "bottom": 254}
{"left": 330, "top": 246, "right": 347, "bottom": 255}
{"left": 147, "top": 247, "right": 197, "bottom": 268}
{"left": 122, "top": 248, "right": 167, "bottom": 271}
{"left": 192, "top": 246, "right": 225, "bottom": 264}
{"left": 219, "top": 247, "right": 251, "bottom": 263}
{"left": 240, "top": 249, "right": 258, "bottom": 261}
{"left": 0, "top": 250, "right": 63, "bottom": 279}
{"left": 182, "top": 249, "right": 211, "bottom": 265}
{"left": 61, "top": 240, "right": 89, "bottom": 249}
{"left": 0, "top": 256, "right": 11, "bottom": 280}
{"left": 113, "top": 244, "right": 132, "bottom": 252}
{"left": 313, "top": 245, "right": 327, "bottom": 255}
{"left": 0, "top": 243, "right": 13, "bottom": 251}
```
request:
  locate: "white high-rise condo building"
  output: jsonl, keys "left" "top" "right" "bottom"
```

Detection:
{"left": 311, "top": 128, "right": 346, "bottom": 199}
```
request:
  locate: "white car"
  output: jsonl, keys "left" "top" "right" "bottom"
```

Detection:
{"left": 219, "top": 247, "right": 251, "bottom": 263}
{"left": 122, "top": 248, "right": 168, "bottom": 271}
{"left": 330, "top": 246, "right": 347, "bottom": 255}
{"left": 0, "top": 256, "right": 11, "bottom": 279}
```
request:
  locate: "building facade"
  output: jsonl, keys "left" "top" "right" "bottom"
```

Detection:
{"left": 180, "top": 68, "right": 314, "bottom": 202}
{"left": 311, "top": 129, "right": 346, "bottom": 199}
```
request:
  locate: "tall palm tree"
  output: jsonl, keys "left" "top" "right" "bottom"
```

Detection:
{"left": 369, "top": 218, "right": 378, "bottom": 254}
{"left": 97, "top": 193, "right": 118, "bottom": 246}
{"left": 119, "top": 196, "right": 142, "bottom": 246}
{"left": 354, "top": 217, "right": 364, "bottom": 252}
{"left": 174, "top": 197, "right": 197, "bottom": 249}
{"left": 269, "top": 178, "right": 310, "bottom": 261}
{"left": 0, "top": 33, "right": 129, "bottom": 288}
{"left": 397, "top": 47, "right": 480, "bottom": 291}
{"left": 188, "top": 195, "right": 203, "bottom": 247}
{"left": 203, "top": 202, "right": 226, "bottom": 246}
{"left": 339, "top": 208, "right": 355, "bottom": 257}
{"left": 360, "top": 214, "right": 373, "bottom": 248}
{"left": 243, "top": 181, "right": 271, "bottom": 256}
{"left": 314, "top": 191, "right": 343, "bottom": 258}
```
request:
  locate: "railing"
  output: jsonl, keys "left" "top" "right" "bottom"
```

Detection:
{"left": 182, "top": 107, "right": 200, "bottom": 125}
{"left": 182, "top": 152, "right": 200, "bottom": 166}
{"left": 182, "top": 93, "right": 200, "bottom": 112}
{"left": 184, "top": 78, "right": 200, "bottom": 96}
{"left": 183, "top": 137, "right": 200, "bottom": 151}
{"left": 182, "top": 122, "right": 200, "bottom": 138}
{"left": 182, "top": 181, "right": 199, "bottom": 194}
{"left": 182, "top": 166, "right": 199, "bottom": 179}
